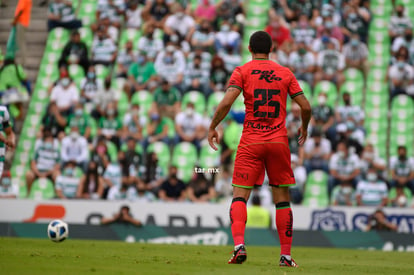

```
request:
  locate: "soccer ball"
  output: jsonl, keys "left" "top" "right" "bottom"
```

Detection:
{"left": 47, "top": 220, "right": 69, "bottom": 242}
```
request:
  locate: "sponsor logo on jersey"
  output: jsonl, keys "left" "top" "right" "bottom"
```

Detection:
{"left": 246, "top": 121, "right": 282, "bottom": 131}
{"left": 251, "top": 70, "right": 282, "bottom": 83}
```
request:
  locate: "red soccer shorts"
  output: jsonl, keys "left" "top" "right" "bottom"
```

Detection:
{"left": 232, "top": 139, "right": 296, "bottom": 188}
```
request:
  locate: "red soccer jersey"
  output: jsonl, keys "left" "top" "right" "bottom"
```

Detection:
{"left": 227, "top": 59, "right": 303, "bottom": 145}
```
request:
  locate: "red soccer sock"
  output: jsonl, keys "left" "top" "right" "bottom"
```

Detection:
{"left": 276, "top": 202, "right": 293, "bottom": 256}
{"left": 230, "top": 197, "right": 247, "bottom": 246}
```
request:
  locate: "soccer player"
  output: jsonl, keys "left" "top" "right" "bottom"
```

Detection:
{"left": 0, "top": 105, "right": 15, "bottom": 178}
{"left": 208, "top": 31, "right": 311, "bottom": 267}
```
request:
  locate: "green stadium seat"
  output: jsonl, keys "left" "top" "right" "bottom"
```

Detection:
{"left": 120, "top": 142, "right": 144, "bottom": 155}
{"left": 199, "top": 144, "right": 221, "bottom": 168}
{"left": 119, "top": 29, "right": 142, "bottom": 49}
{"left": 68, "top": 64, "right": 85, "bottom": 88}
{"left": 95, "top": 64, "right": 110, "bottom": 80}
{"left": 298, "top": 80, "right": 312, "bottom": 99}
{"left": 131, "top": 90, "right": 153, "bottom": 116}
{"left": 206, "top": 92, "right": 224, "bottom": 115}
{"left": 344, "top": 68, "right": 364, "bottom": 83}
{"left": 79, "top": 27, "right": 93, "bottom": 49}
{"left": 28, "top": 178, "right": 55, "bottom": 200}
{"left": 388, "top": 186, "right": 412, "bottom": 207}
{"left": 117, "top": 91, "right": 130, "bottom": 118}
{"left": 302, "top": 170, "right": 329, "bottom": 207}
{"left": 106, "top": 141, "right": 118, "bottom": 163}
{"left": 231, "top": 94, "right": 245, "bottom": 112}
{"left": 181, "top": 91, "right": 206, "bottom": 115}
{"left": 339, "top": 81, "right": 364, "bottom": 106}
{"left": 172, "top": 142, "right": 198, "bottom": 182}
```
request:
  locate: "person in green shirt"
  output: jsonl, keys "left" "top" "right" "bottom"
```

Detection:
{"left": 0, "top": 57, "right": 29, "bottom": 120}
{"left": 67, "top": 103, "right": 92, "bottom": 141}
{"left": 97, "top": 102, "right": 122, "bottom": 149}
{"left": 127, "top": 51, "right": 158, "bottom": 92}
{"left": 144, "top": 107, "right": 170, "bottom": 149}
{"left": 152, "top": 79, "right": 181, "bottom": 119}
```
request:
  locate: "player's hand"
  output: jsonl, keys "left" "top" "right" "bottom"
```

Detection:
{"left": 298, "top": 127, "right": 308, "bottom": 146}
{"left": 208, "top": 128, "right": 219, "bottom": 151}
{"left": 5, "top": 139, "right": 15, "bottom": 149}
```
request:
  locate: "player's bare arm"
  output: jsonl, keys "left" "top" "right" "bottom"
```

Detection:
{"left": 292, "top": 94, "right": 312, "bottom": 146}
{"left": 208, "top": 87, "right": 242, "bottom": 151}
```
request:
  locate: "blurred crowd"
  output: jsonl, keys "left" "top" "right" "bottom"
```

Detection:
{"left": 0, "top": 0, "right": 413, "bottom": 208}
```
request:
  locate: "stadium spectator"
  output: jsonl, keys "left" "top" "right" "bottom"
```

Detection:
{"left": 76, "top": 160, "right": 104, "bottom": 199}
{"left": 311, "top": 92, "right": 335, "bottom": 136}
{"left": 341, "top": 0, "right": 371, "bottom": 43}
{"left": 331, "top": 181, "right": 356, "bottom": 206}
{"left": 121, "top": 104, "right": 145, "bottom": 143}
{"left": 101, "top": 205, "right": 142, "bottom": 226}
{"left": 175, "top": 102, "right": 205, "bottom": 149}
{"left": 356, "top": 166, "right": 388, "bottom": 207}
{"left": 134, "top": 181, "right": 157, "bottom": 202}
{"left": 79, "top": 66, "right": 101, "bottom": 103}
{"left": 328, "top": 141, "right": 361, "bottom": 196}
{"left": 55, "top": 161, "right": 81, "bottom": 199}
{"left": 97, "top": 102, "right": 122, "bottom": 149}
{"left": 215, "top": 0, "right": 244, "bottom": 23}
{"left": 137, "top": 23, "right": 164, "bottom": 61}
{"left": 67, "top": 103, "right": 92, "bottom": 141}
{"left": 50, "top": 70, "right": 79, "bottom": 116}
{"left": 316, "top": 14, "right": 344, "bottom": 44}
{"left": 152, "top": 79, "right": 181, "bottom": 119}
{"left": 265, "top": 14, "right": 290, "bottom": 48}
{"left": 391, "top": 29, "right": 414, "bottom": 62}
{"left": 389, "top": 184, "right": 411, "bottom": 208}
{"left": 217, "top": 41, "right": 241, "bottom": 73}
{"left": 0, "top": 171, "right": 18, "bottom": 199}
{"left": 187, "top": 172, "right": 216, "bottom": 203}
{"left": 107, "top": 183, "right": 136, "bottom": 201}
{"left": 0, "top": 57, "right": 30, "bottom": 120}
{"left": 12, "top": 0, "right": 32, "bottom": 66}
{"left": 125, "top": 0, "right": 143, "bottom": 29}
{"left": 335, "top": 92, "right": 365, "bottom": 128}
{"left": 215, "top": 166, "right": 233, "bottom": 201}
{"left": 127, "top": 51, "right": 158, "bottom": 93}
{"left": 215, "top": 20, "right": 241, "bottom": 54}
{"left": 96, "top": 0, "right": 123, "bottom": 29}
{"left": 184, "top": 55, "right": 210, "bottom": 95}
{"left": 144, "top": 107, "right": 170, "bottom": 147}
{"left": 290, "top": 154, "right": 307, "bottom": 204}
{"left": 389, "top": 4, "right": 413, "bottom": 41}
{"left": 343, "top": 33, "right": 368, "bottom": 75}
{"left": 140, "top": 151, "right": 164, "bottom": 193}
{"left": 26, "top": 129, "right": 60, "bottom": 195}
{"left": 269, "top": 38, "right": 293, "bottom": 66}
{"left": 58, "top": 30, "right": 89, "bottom": 74}
{"left": 40, "top": 103, "right": 67, "bottom": 139}
{"left": 93, "top": 14, "right": 119, "bottom": 42}
{"left": 360, "top": 143, "right": 386, "bottom": 178}
{"left": 311, "top": 29, "right": 340, "bottom": 53}
{"left": 194, "top": 0, "right": 217, "bottom": 22}
{"left": 158, "top": 166, "right": 187, "bottom": 202}
{"left": 154, "top": 44, "right": 186, "bottom": 88}
{"left": 163, "top": 3, "right": 195, "bottom": 42}
{"left": 291, "top": 14, "right": 316, "bottom": 45}
{"left": 333, "top": 123, "right": 364, "bottom": 157}
{"left": 92, "top": 78, "right": 118, "bottom": 120}
{"left": 210, "top": 55, "right": 229, "bottom": 92}
{"left": 389, "top": 146, "right": 414, "bottom": 194}
{"left": 286, "top": 103, "right": 302, "bottom": 157}
{"left": 116, "top": 41, "right": 136, "bottom": 78}
{"left": 278, "top": 0, "right": 316, "bottom": 22}
{"left": 288, "top": 41, "right": 315, "bottom": 85}
{"left": 90, "top": 136, "right": 110, "bottom": 174}
{"left": 60, "top": 125, "right": 88, "bottom": 169}
{"left": 365, "top": 209, "right": 397, "bottom": 232}
{"left": 117, "top": 138, "right": 142, "bottom": 186}
{"left": 47, "top": 0, "right": 82, "bottom": 31}
{"left": 191, "top": 20, "right": 215, "bottom": 52}
{"left": 246, "top": 195, "right": 271, "bottom": 228}
{"left": 314, "top": 40, "right": 345, "bottom": 89}
{"left": 91, "top": 27, "right": 117, "bottom": 66}
{"left": 146, "top": 0, "right": 169, "bottom": 29}
{"left": 303, "top": 128, "right": 331, "bottom": 173}
{"left": 387, "top": 52, "right": 414, "bottom": 99}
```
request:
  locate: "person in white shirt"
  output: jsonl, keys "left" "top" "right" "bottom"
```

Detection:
{"left": 388, "top": 53, "right": 414, "bottom": 98}
{"left": 343, "top": 33, "right": 368, "bottom": 75}
{"left": 391, "top": 29, "right": 414, "bottom": 61}
{"left": 0, "top": 171, "right": 18, "bottom": 199}
{"left": 122, "top": 103, "right": 146, "bottom": 142}
{"left": 60, "top": 126, "right": 89, "bottom": 170}
{"left": 315, "top": 40, "right": 345, "bottom": 89}
{"left": 215, "top": 21, "right": 241, "bottom": 54}
{"left": 154, "top": 44, "right": 186, "bottom": 87}
{"left": 290, "top": 154, "right": 307, "bottom": 204}
{"left": 91, "top": 28, "right": 117, "bottom": 66}
{"left": 303, "top": 128, "right": 331, "bottom": 173}
{"left": 356, "top": 166, "right": 388, "bottom": 207}
{"left": 116, "top": 40, "right": 136, "bottom": 78}
{"left": 389, "top": 4, "right": 413, "bottom": 41}
{"left": 184, "top": 54, "right": 210, "bottom": 95}
{"left": 80, "top": 66, "right": 103, "bottom": 103}
{"left": 137, "top": 23, "right": 164, "bottom": 61}
{"left": 164, "top": 3, "right": 195, "bottom": 41}
{"left": 92, "top": 78, "right": 118, "bottom": 120}
{"left": 328, "top": 141, "right": 361, "bottom": 197}
{"left": 360, "top": 143, "right": 386, "bottom": 179}
{"left": 125, "top": 0, "right": 143, "bottom": 29}
{"left": 288, "top": 41, "right": 315, "bottom": 85}
{"left": 107, "top": 183, "right": 137, "bottom": 201}
{"left": 55, "top": 161, "right": 81, "bottom": 199}
{"left": 50, "top": 72, "right": 79, "bottom": 115}
{"left": 175, "top": 102, "right": 205, "bottom": 149}
{"left": 335, "top": 92, "right": 365, "bottom": 127}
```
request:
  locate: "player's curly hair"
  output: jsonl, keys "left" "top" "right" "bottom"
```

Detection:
{"left": 249, "top": 31, "right": 272, "bottom": 54}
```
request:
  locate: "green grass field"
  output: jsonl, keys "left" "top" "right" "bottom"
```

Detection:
{"left": 0, "top": 237, "right": 412, "bottom": 275}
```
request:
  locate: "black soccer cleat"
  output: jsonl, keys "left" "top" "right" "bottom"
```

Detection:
{"left": 279, "top": 256, "right": 298, "bottom": 267}
{"left": 228, "top": 245, "right": 247, "bottom": 264}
